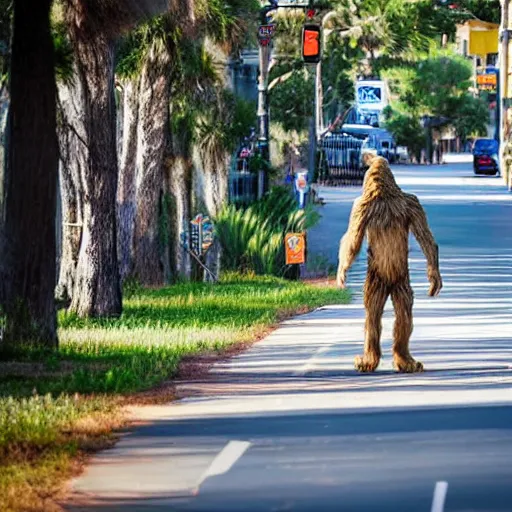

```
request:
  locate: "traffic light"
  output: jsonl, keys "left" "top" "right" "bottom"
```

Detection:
{"left": 302, "top": 24, "right": 321, "bottom": 64}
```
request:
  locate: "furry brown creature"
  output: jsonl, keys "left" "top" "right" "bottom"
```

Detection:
{"left": 337, "top": 155, "right": 442, "bottom": 373}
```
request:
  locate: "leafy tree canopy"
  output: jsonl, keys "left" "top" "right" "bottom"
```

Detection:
{"left": 269, "top": 68, "right": 314, "bottom": 133}
{"left": 383, "top": 51, "right": 489, "bottom": 153}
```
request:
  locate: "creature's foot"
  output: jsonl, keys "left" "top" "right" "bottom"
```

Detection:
{"left": 393, "top": 356, "right": 424, "bottom": 373}
{"left": 354, "top": 354, "right": 380, "bottom": 373}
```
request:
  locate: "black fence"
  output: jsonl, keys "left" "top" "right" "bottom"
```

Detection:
{"left": 317, "top": 133, "right": 367, "bottom": 186}
{"left": 229, "top": 171, "right": 258, "bottom": 206}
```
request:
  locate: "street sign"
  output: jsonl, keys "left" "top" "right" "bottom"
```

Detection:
{"left": 189, "top": 214, "right": 214, "bottom": 256}
{"left": 258, "top": 24, "right": 275, "bottom": 46}
{"left": 294, "top": 170, "right": 309, "bottom": 209}
{"left": 180, "top": 214, "right": 217, "bottom": 282}
{"left": 258, "top": 24, "right": 276, "bottom": 38}
{"left": 285, "top": 233, "right": 306, "bottom": 265}
{"left": 476, "top": 72, "right": 497, "bottom": 94}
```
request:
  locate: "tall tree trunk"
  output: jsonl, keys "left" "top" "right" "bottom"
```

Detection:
{"left": 196, "top": 147, "right": 230, "bottom": 217}
{"left": 55, "top": 160, "right": 82, "bottom": 304}
{"left": 0, "top": 0, "right": 58, "bottom": 349}
{"left": 131, "top": 48, "right": 170, "bottom": 286}
{"left": 192, "top": 147, "right": 230, "bottom": 282}
{"left": 117, "top": 78, "right": 140, "bottom": 282}
{"left": 65, "top": 6, "right": 121, "bottom": 317}
{"left": 55, "top": 83, "right": 85, "bottom": 304}
{"left": 0, "top": 87, "right": 9, "bottom": 223}
{"left": 165, "top": 149, "right": 192, "bottom": 279}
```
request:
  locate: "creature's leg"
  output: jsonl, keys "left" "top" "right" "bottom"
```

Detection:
{"left": 391, "top": 280, "right": 423, "bottom": 373}
{"left": 355, "top": 270, "right": 388, "bottom": 373}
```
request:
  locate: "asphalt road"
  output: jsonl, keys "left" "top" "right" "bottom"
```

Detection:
{"left": 68, "top": 162, "right": 512, "bottom": 512}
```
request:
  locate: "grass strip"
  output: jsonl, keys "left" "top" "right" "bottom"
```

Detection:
{"left": 0, "top": 274, "right": 349, "bottom": 511}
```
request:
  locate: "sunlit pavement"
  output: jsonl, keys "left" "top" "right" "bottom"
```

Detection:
{"left": 68, "top": 163, "right": 512, "bottom": 511}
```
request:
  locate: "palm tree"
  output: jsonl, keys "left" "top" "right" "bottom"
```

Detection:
{"left": 350, "top": 0, "right": 432, "bottom": 77}
{"left": 56, "top": 0, "right": 177, "bottom": 316}
{"left": 116, "top": 13, "right": 189, "bottom": 286}
{"left": 114, "top": 0, "right": 258, "bottom": 283}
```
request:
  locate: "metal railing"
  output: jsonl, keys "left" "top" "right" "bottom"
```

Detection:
{"left": 229, "top": 170, "right": 258, "bottom": 206}
{"left": 317, "top": 133, "right": 367, "bottom": 186}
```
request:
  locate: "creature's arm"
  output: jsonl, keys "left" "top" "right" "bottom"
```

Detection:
{"left": 337, "top": 197, "right": 366, "bottom": 288}
{"left": 407, "top": 194, "right": 442, "bottom": 297}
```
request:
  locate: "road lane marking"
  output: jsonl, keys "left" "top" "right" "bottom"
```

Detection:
{"left": 431, "top": 481, "right": 448, "bottom": 512}
{"left": 195, "top": 440, "right": 251, "bottom": 492}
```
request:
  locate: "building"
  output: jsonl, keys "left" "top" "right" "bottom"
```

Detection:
{"left": 442, "top": 20, "right": 500, "bottom": 147}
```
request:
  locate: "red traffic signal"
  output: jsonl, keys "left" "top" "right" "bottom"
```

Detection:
{"left": 302, "top": 24, "right": 321, "bottom": 64}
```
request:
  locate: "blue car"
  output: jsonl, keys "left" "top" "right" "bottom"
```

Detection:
{"left": 472, "top": 138, "right": 500, "bottom": 176}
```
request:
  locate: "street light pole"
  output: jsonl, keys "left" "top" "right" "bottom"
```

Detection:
{"left": 256, "top": 4, "right": 277, "bottom": 200}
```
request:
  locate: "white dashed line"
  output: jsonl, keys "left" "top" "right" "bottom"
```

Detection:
{"left": 431, "top": 481, "right": 449, "bottom": 512}
{"left": 196, "top": 441, "right": 251, "bottom": 492}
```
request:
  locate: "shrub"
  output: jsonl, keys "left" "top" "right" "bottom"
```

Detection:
{"left": 215, "top": 186, "right": 320, "bottom": 276}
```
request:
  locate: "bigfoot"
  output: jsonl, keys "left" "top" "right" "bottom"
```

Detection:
{"left": 337, "top": 156, "right": 442, "bottom": 373}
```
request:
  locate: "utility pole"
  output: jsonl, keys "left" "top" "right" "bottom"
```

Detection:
{"left": 499, "top": 0, "right": 512, "bottom": 190}
{"left": 256, "top": 4, "right": 277, "bottom": 199}
{"left": 256, "top": 38, "right": 272, "bottom": 199}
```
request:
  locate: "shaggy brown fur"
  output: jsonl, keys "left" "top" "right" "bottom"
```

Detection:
{"left": 337, "top": 156, "right": 442, "bottom": 373}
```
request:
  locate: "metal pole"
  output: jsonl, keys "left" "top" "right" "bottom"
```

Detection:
{"left": 499, "top": 0, "right": 511, "bottom": 189}
{"left": 315, "top": 60, "right": 322, "bottom": 140}
{"left": 473, "top": 54, "right": 479, "bottom": 98}
{"left": 257, "top": 40, "right": 271, "bottom": 199}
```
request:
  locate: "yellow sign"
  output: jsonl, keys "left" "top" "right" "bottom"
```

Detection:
{"left": 285, "top": 233, "right": 306, "bottom": 265}
{"left": 469, "top": 29, "right": 498, "bottom": 56}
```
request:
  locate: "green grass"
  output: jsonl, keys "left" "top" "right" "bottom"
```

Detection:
{"left": 0, "top": 274, "right": 349, "bottom": 511}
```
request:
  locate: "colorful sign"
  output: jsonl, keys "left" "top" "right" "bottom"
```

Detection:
{"left": 187, "top": 214, "right": 214, "bottom": 256}
{"left": 258, "top": 24, "right": 275, "bottom": 38}
{"left": 355, "top": 80, "right": 388, "bottom": 115}
{"left": 285, "top": 233, "right": 306, "bottom": 265}
{"left": 294, "top": 170, "right": 309, "bottom": 209}
{"left": 476, "top": 72, "right": 497, "bottom": 93}
{"left": 258, "top": 24, "right": 275, "bottom": 46}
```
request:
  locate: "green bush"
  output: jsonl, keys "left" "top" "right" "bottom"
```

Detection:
{"left": 215, "top": 186, "right": 320, "bottom": 276}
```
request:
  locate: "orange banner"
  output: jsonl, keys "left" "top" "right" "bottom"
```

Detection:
{"left": 476, "top": 74, "right": 496, "bottom": 86}
{"left": 285, "top": 233, "right": 306, "bottom": 265}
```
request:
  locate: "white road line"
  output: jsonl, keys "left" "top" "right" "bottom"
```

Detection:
{"left": 431, "top": 481, "right": 449, "bottom": 512}
{"left": 196, "top": 440, "right": 251, "bottom": 491}
{"left": 294, "top": 345, "right": 332, "bottom": 377}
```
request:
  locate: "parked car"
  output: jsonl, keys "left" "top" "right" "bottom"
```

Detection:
{"left": 472, "top": 138, "right": 500, "bottom": 176}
